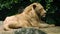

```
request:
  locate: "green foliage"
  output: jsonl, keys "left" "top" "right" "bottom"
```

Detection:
{"left": 44, "top": 0, "right": 58, "bottom": 24}
{"left": 0, "top": 0, "right": 17, "bottom": 10}
{"left": 30, "top": 0, "right": 41, "bottom": 2}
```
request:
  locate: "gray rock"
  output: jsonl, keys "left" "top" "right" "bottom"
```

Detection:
{"left": 14, "top": 28, "right": 46, "bottom": 34}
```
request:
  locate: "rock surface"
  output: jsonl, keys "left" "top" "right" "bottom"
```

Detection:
{"left": 0, "top": 21, "right": 60, "bottom": 34}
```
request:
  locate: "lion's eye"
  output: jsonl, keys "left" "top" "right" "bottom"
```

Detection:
{"left": 39, "top": 9, "right": 42, "bottom": 12}
{"left": 40, "top": 8, "right": 43, "bottom": 10}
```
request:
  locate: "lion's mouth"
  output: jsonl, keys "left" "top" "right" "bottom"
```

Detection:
{"left": 42, "top": 14, "right": 46, "bottom": 17}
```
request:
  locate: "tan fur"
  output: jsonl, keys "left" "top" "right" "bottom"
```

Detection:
{"left": 3, "top": 3, "right": 55, "bottom": 31}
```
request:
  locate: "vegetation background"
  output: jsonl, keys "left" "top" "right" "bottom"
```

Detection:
{"left": 0, "top": 0, "right": 60, "bottom": 26}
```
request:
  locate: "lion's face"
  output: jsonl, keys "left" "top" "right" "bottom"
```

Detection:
{"left": 38, "top": 7, "right": 46, "bottom": 17}
{"left": 32, "top": 3, "right": 46, "bottom": 17}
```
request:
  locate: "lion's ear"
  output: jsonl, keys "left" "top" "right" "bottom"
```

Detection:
{"left": 33, "top": 5, "right": 36, "bottom": 9}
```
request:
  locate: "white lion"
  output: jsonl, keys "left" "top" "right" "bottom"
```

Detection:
{"left": 3, "top": 2, "right": 55, "bottom": 31}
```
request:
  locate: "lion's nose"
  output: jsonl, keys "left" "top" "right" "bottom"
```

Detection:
{"left": 44, "top": 11, "right": 46, "bottom": 14}
{"left": 42, "top": 11, "right": 47, "bottom": 17}
{"left": 44, "top": 11, "right": 47, "bottom": 15}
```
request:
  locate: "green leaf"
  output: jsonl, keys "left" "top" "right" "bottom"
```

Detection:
{"left": 1, "top": 4, "right": 4, "bottom": 8}
{"left": 30, "top": 0, "right": 41, "bottom": 2}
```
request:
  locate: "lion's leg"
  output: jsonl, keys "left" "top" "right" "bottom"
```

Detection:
{"left": 38, "top": 23, "right": 55, "bottom": 28}
{"left": 3, "top": 25, "right": 11, "bottom": 31}
{"left": 39, "top": 23, "right": 49, "bottom": 28}
{"left": 8, "top": 23, "right": 22, "bottom": 29}
{"left": 33, "top": 22, "right": 55, "bottom": 28}
{"left": 3, "top": 23, "right": 22, "bottom": 31}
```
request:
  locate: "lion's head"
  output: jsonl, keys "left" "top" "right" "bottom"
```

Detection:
{"left": 32, "top": 3, "right": 46, "bottom": 17}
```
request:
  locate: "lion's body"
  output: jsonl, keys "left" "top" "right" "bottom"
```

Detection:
{"left": 3, "top": 3, "right": 55, "bottom": 31}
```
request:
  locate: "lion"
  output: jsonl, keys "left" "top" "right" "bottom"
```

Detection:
{"left": 3, "top": 2, "right": 55, "bottom": 31}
